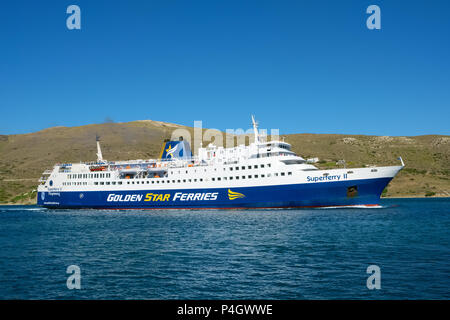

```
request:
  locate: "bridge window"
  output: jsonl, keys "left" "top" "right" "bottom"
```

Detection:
{"left": 280, "top": 159, "right": 305, "bottom": 165}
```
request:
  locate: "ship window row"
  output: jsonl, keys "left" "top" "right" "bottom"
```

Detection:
{"left": 93, "top": 181, "right": 123, "bottom": 185}
{"left": 169, "top": 163, "right": 272, "bottom": 175}
{"left": 67, "top": 173, "right": 111, "bottom": 179}
{"left": 62, "top": 181, "right": 123, "bottom": 186}
{"left": 123, "top": 178, "right": 206, "bottom": 185}
{"left": 63, "top": 182, "right": 89, "bottom": 186}
{"left": 63, "top": 171, "right": 293, "bottom": 187}
{"left": 210, "top": 172, "right": 292, "bottom": 181}
{"left": 251, "top": 152, "right": 294, "bottom": 158}
{"left": 229, "top": 164, "right": 268, "bottom": 171}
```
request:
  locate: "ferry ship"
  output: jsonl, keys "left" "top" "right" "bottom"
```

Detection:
{"left": 37, "top": 117, "right": 404, "bottom": 209}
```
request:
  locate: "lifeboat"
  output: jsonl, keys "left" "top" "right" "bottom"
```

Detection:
{"left": 119, "top": 167, "right": 144, "bottom": 175}
{"left": 89, "top": 166, "right": 106, "bottom": 172}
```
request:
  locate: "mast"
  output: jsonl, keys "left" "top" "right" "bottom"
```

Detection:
{"left": 96, "top": 135, "right": 104, "bottom": 162}
{"left": 251, "top": 115, "right": 260, "bottom": 143}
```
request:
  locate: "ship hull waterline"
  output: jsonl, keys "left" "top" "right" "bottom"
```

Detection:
{"left": 37, "top": 177, "right": 392, "bottom": 210}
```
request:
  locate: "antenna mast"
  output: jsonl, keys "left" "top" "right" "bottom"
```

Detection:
{"left": 251, "top": 115, "right": 260, "bottom": 143}
{"left": 96, "top": 135, "right": 104, "bottom": 162}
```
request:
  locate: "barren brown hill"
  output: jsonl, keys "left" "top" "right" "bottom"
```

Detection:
{"left": 0, "top": 120, "right": 449, "bottom": 204}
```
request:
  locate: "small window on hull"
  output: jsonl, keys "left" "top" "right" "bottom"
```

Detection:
{"left": 347, "top": 186, "right": 358, "bottom": 198}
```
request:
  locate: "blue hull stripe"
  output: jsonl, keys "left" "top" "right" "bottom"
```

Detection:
{"left": 37, "top": 178, "right": 392, "bottom": 209}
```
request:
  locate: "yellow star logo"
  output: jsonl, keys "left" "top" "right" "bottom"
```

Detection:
{"left": 165, "top": 144, "right": 173, "bottom": 158}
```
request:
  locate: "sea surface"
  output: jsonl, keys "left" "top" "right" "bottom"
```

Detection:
{"left": 0, "top": 198, "right": 448, "bottom": 300}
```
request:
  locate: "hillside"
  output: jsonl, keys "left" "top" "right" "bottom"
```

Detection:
{"left": 0, "top": 120, "right": 449, "bottom": 204}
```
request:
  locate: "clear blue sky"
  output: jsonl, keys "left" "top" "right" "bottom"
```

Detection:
{"left": 1, "top": 0, "right": 449, "bottom": 136}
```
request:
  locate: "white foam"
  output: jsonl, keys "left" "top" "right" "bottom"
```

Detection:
{"left": 316, "top": 205, "right": 385, "bottom": 209}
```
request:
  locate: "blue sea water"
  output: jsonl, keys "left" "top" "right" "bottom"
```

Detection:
{"left": 0, "top": 198, "right": 448, "bottom": 300}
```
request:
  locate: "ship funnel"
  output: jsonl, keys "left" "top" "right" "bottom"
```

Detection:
{"left": 159, "top": 139, "right": 192, "bottom": 161}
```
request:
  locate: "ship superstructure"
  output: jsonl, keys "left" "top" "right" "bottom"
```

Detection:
{"left": 37, "top": 117, "right": 404, "bottom": 209}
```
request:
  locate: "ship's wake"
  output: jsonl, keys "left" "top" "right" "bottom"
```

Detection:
{"left": 316, "top": 205, "right": 385, "bottom": 209}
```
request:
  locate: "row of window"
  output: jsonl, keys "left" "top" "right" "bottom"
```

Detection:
{"left": 67, "top": 173, "right": 111, "bottom": 179}
{"left": 63, "top": 182, "right": 89, "bottom": 186}
{"left": 66, "top": 164, "right": 275, "bottom": 181}
{"left": 251, "top": 152, "right": 293, "bottom": 159}
{"left": 171, "top": 163, "right": 272, "bottom": 175}
{"left": 63, "top": 172, "right": 293, "bottom": 187}
{"left": 211, "top": 172, "right": 292, "bottom": 181}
